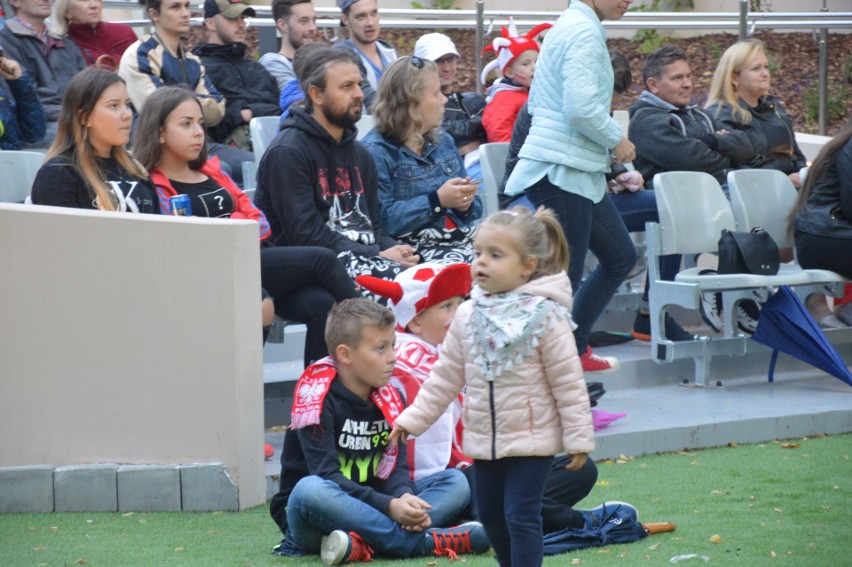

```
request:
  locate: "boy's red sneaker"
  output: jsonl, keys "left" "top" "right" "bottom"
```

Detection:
{"left": 320, "top": 530, "right": 373, "bottom": 565}
{"left": 580, "top": 347, "right": 620, "bottom": 373}
{"left": 264, "top": 443, "right": 275, "bottom": 460}
{"left": 430, "top": 521, "right": 491, "bottom": 559}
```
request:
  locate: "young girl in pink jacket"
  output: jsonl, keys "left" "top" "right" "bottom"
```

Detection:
{"left": 391, "top": 207, "right": 598, "bottom": 567}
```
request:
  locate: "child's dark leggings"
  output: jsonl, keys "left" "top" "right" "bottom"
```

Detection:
{"left": 473, "top": 456, "right": 553, "bottom": 567}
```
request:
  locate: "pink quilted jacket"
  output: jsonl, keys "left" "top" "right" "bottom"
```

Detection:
{"left": 394, "top": 272, "right": 594, "bottom": 461}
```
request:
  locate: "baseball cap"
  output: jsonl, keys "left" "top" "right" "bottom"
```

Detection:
{"left": 337, "top": 0, "right": 362, "bottom": 13}
{"left": 414, "top": 33, "right": 460, "bottom": 62}
{"left": 204, "top": 0, "right": 256, "bottom": 19}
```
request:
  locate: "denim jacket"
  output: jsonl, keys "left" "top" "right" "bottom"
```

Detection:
{"left": 362, "top": 129, "right": 482, "bottom": 237}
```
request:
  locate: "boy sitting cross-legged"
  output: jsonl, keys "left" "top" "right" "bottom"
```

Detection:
{"left": 269, "top": 298, "right": 490, "bottom": 565}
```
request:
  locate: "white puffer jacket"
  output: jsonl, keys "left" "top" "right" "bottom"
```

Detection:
{"left": 394, "top": 272, "right": 594, "bottom": 461}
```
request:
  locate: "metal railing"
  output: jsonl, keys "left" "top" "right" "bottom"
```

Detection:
{"left": 100, "top": 0, "right": 852, "bottom": 134}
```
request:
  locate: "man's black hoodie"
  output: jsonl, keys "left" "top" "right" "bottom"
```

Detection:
{"left": 255, "top": 107, "right": 397, "bottom": 256}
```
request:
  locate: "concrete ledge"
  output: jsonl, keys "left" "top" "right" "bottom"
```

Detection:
{"left": 54, "top": 464, "right": 118, "bottom": 513}
{"left": 117, "top": 465, "right": 181, "bottom": 512}
{"left": 0, "top": 465, "right": 55, "bottom": 513}
{"left": 180, "top": 464, "right": 238, "bottom": 511}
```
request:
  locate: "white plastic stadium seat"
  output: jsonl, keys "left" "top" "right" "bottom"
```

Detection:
{"left": 645, "top": 171, "right": 823, "bottom": 386}
{"left": 478, "top": 142, "right": 509, "bottom": 217}
{"left": 0, "top": 151, "right": 45, "bottom": 203}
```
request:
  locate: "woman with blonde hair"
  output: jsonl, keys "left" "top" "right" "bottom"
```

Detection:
{"left": 51, "top": 0, "right": 137, "bottom": 69}
{"left": 705, "top": 38, "right": 807, "bottom": 188}
{"left": 362, "top": 55, "right": 482, "bottom": 265}
{"left": 31, "top": 67, "right": 157, "bottom": 213}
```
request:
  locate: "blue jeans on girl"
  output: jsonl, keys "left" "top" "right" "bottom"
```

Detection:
{"left": 526, "top": 177, "right": 637, "bottom": 353}
{"left": 473, "top": 456, "right": 553, "bottom": 567}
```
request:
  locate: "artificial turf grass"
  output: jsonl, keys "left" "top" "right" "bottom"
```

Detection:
{"left": 0, "top": 434, "right": 848, "bottom": 567}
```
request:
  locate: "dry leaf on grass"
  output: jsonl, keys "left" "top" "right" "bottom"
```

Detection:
{"left": 33, "top": 547, "right": 46, "bottom": 551}
{"left": 774, "top": 508, "right": 783, "bottom": 513}
{"left": 648, "top": 543, "right": 660, "bottom": 550}
{"left": 691, "top": 460, "right": 700, "bottom": 465}
{"left": 709, "top": 534, "right": 722, "bottom": 543}
{"left": 728, "top": 442, "right": 741, "bottom": 448}
{"left": 771, "top": 551, "right": 777, "bottom": 558}
{"left": 75, "top": 560, "right": 86, "bottom": 565}
{"left": 174, "top": 547, "right": 184, "bottom": 552}
{"left": 781, "top": 443, "right": 800, "bottom": 449}
{"left": 572, "top": 559, "right": 583, "bottom": 565}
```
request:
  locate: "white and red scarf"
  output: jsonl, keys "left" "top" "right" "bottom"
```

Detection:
{"left": 290, "top": 357, "right": 404, "bottom": 479}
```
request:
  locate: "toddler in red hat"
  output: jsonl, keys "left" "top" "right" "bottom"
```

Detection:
{"left": 481, "top": 19, "right": 551, "bottom": 143}
{"left": 356, "top": 263, "right": 473, "bottom": 482}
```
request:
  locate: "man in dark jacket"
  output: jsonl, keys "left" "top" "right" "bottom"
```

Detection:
{"left": 254, "top": 45, "right": 418, "bottom": 285}
{"left": 628, "top": 44, "right": 752, "bottom": 190}
{"left": 413, "top": 32, "right": 486, "bottom": 184}
{"left": 0, "top": 0, "right": 86, "bottom": 146}
{"left": 629, "top": 44, "right": 758, "bottom": 335}
{"left": 194, "top": 0, "right": 281, "bottom": 150}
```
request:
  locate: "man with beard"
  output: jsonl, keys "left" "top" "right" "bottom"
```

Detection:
{"left": 193, "top": 0, "right": 281, "bottom": 150}
{"left": 334, "top": 0, "right": 397, "bottom": 113}
{"left": 261, "top": 0, "right": 318, "bottom": 92}
{"left": 254, "top": 45, "right": 418, "bottom": 286}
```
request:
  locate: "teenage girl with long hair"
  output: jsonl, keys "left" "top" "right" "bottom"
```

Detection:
{"left": 134, "top": 86, "right": 359, "bottom": 366}
{"left": 31, "top": 66, "right": 157, "bottom": 213}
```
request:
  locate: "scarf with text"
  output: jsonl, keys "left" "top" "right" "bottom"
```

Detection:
{"left": 290, "top": 357, "right": 404, "bottom": 479}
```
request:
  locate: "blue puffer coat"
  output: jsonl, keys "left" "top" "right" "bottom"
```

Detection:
{"left": 519, "top": 2, "right": 622, "bottom": 174}
{"left": 0, "top": 73, "right": 46, "bottom": 150}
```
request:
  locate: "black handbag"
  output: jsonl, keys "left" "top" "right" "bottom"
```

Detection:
{"left": 718, "top": 227, "right": 780, "bottom": 275}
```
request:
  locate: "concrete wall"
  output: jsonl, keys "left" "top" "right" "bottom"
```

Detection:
{"left": 0, "top": 204, "right": 265, "bottom": 510}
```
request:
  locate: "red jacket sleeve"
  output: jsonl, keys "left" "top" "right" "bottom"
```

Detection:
{"left": 483, "top": 90, "right": 529, "bottom": 143}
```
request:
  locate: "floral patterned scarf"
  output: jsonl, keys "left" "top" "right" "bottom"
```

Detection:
{"left": 469, "top": 286, "right": 574, "bottom": 381}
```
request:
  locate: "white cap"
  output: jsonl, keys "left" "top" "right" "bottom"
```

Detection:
{"left": 414, "top": 33, "right": 460, "bottom": 62}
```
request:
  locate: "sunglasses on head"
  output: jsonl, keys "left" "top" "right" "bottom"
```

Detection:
{"left": 409, "top": 56, "right": 425, "bottom": 69}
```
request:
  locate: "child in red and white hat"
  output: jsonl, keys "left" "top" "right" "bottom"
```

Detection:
{"left": 481, "top": 19, "right": 551, "bottom": 143}
{"left": 356, "top": 263, "right": 473, "bottom": 482}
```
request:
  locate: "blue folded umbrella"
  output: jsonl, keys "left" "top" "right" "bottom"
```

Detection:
{"left": 750, "top": 286, "right": 852, "bottom": 386}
